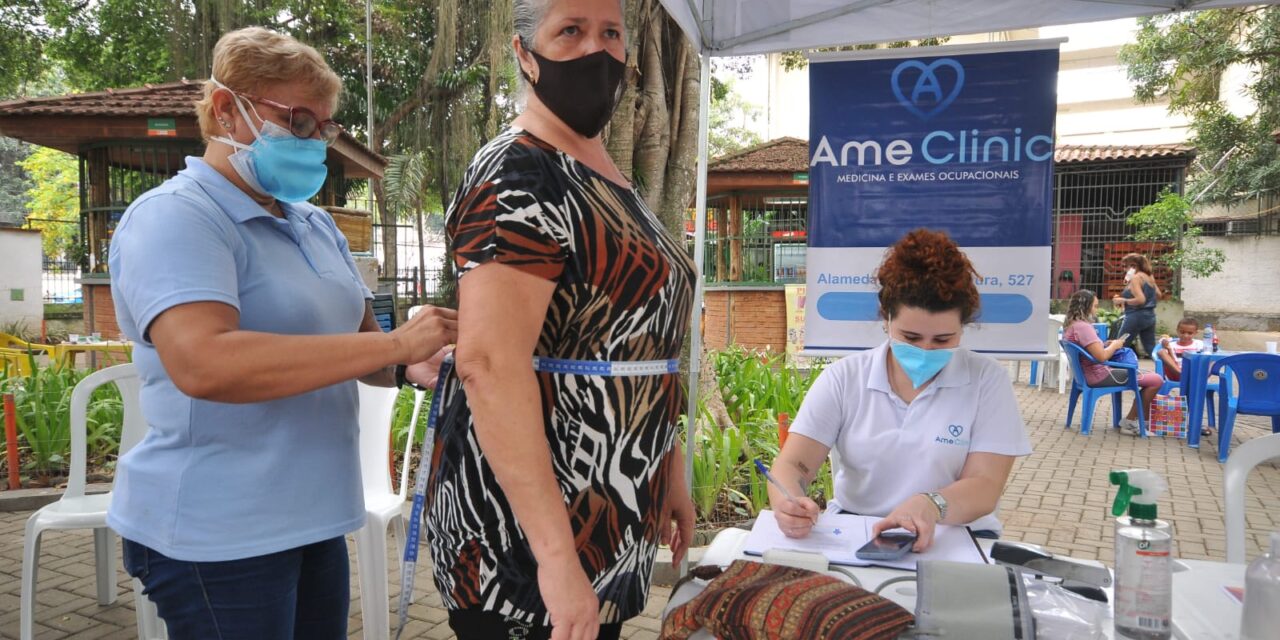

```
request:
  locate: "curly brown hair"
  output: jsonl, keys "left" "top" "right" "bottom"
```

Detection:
{"left": 877, "top": 229, "right": 981, "bottom": 323}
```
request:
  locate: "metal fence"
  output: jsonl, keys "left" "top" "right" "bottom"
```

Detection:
{"left": 1051, "top": 158, "right": 1187, "bottom": 299}
{"left": 22, "top": 218, "right": 82, "bottom": 303}
{"left": 369, "top": 221, "right": 449, "bottom": 307}
{"left": 699, "top": 191, "right": 808, "bottom": 285}
{"left": 1198, "top": 190, "right": 1280, "bottom": 237}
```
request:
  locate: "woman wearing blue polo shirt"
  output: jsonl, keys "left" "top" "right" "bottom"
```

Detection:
{"left": 107, "top": 28, "right": 456, "bottom": 639}
{"left": 767, "top": 229, "right": 1031, "bottom": 551}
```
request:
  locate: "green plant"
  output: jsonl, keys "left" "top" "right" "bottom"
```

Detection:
{"left": 0, "top": 358, "right": 125, "bottom": 483}
{"left": 1, "top": 319, "right": 37, "bottom": 343}
{"left": 684, "top": 395, "right": 754, "bottom": 523}
{"left": 687, "top": 348, "right": 831, "bottom": 523}
{"left": 390, "top": 386, "right": 432, "bottom": 453}
{"left": 2, "top": 358, "right": 76, "bottom": 480}
{"left": 1127, "top": 189, "right": 1226, "bottom": 297}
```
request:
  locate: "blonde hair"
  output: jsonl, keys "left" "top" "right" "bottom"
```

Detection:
{"left": 195, "top": 27, "right": 342, "bottom": 140}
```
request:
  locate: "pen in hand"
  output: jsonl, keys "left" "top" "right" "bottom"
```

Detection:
{"left": 754, "top": 459, "right": 819, "bottom": 526}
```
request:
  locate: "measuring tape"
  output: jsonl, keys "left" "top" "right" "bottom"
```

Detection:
{"left": 394, "top": 355, "right": 679, "bottom": 638}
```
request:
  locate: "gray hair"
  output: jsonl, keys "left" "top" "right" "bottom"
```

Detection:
{"left": 513, "top": 0, "right": 625, "bottom": 71}
{"left": 513, "top": 0, "right": 550, "bottom": 53}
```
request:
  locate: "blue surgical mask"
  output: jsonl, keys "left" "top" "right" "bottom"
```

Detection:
{"left": 890, "top": 340, "right": 956, "bottom": 389}
{"left": 211, "top": 79, "right": 329, "bottom": 203}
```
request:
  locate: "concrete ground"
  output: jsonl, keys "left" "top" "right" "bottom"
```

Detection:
{"left": 3, "top": 371, "right": 1278, "bottom": 639}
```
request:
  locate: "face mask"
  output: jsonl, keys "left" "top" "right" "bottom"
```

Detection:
{"left": 520, "top": 40, "right": 626, "bottom": 138}
{"left": 890, "top": 340, "right": 957, "bottom": 389}
{"left": 1124, "top": 267, "right": 1136, "bottom": 282}
{"left": 210, "top": 79, "right": 329, "bottom": 203}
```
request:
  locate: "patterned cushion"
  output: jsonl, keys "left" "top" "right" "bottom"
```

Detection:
{"left": 661, "top": 560, "right": 914, "bottom": 640}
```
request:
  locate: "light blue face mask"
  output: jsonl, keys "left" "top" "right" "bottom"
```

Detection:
{"left": 890, "top": 340, "right": 957, "bottom": 389}
{"left": 210, "top": 79, "right": 329, "bottom": 203}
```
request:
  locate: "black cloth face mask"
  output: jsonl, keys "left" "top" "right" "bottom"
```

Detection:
{"left": 520, "top": 39, "right": 626, "bottom": 138}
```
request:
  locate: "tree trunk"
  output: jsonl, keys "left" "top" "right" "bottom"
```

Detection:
{"left": 605, "top": 1, "right": 702, "bottom": 241}
{"left": 634, "top": 11, "right": 671, "bottom": 214}
{"left": 605, "top": 0, "right": 645, "bottom": 177}
{"left": 659, "top": 37, "right": 702, "bottom": 239}
{"left": 372, "top": 177, "right": 397, "bottom": 288}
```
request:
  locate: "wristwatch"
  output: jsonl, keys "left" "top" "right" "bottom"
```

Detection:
{"left": 394, "top": 364, "right": 430, "bottom": 391}
{"left": 922, "top": 492, "right": 948, "bottom": 522}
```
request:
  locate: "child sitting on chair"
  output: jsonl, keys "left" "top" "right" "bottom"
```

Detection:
{"left": 1157, "top": 317, "right": 1205, "bottom": 383}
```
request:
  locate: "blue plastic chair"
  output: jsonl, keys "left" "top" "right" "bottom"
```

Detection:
{"left": 1060, "top": 340, "right": 1146, "bottom": 436}
{"left": 1152, "top": 342, "right": 1217, "bottom": 428}
{"left": 1209, "top": 354, "right": 1280, "bottom": 463}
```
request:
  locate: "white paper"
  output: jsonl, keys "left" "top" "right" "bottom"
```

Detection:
{"left": 742, "top": 510, "right": 987, "bottom": 570}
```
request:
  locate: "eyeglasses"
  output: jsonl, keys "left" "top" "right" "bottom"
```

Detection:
{"left": 237, "top": 91, "right": 344, "bottom": 146}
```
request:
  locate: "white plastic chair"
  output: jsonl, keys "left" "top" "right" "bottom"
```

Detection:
{"left": 21, "top": 363, "right": 167, "bottom": 639}
{"left": 1224, "top": 432, "right": 1280, "bottom": 564}
{"left": 353, "top": 382, "right": 425, "bottom": 640}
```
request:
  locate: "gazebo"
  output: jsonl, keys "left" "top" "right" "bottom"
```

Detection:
{"left": 0, "top": 80, "right": 387, "bottom": 339}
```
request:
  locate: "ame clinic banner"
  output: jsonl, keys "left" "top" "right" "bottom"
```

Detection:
{"left": 804, "top": 41, "right": 1059, "bottom": 356}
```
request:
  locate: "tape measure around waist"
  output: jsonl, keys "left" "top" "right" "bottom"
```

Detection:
{"left": 394, "top": 354, "right": 680, "bottom": 638}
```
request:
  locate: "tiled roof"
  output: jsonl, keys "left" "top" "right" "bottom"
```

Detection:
{"left": 0, "top": 79, "right": 386, "bottom": 175}
{"left": 708, "top": 137, "right": 1196, "bottom": 173}
{"left": 0, "top": 80, "right": 204, "bottom": 117}
{"left": 1054, "top": 143, "right": 1195, "bottom": 164}
{"left": 709, "top": 137, "right": 808, "bottom": 172}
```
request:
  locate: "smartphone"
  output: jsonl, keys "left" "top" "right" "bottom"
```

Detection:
{"left": 1115, "top": 333, "right": 1131, "bottom": 344}
{"left": 854, "top": 531, "right": 917, "bottom": 561}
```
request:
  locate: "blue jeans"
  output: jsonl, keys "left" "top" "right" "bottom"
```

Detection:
{"left": 122, "top": 536, "right": 350, "bottom": 640}
{"left": 1119, "top": 308, "right": 1157, "bottom": 357}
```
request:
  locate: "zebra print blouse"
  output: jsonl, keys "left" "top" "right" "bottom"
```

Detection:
{"left": 427, "top": 127, "right": 695, "bottom": 624}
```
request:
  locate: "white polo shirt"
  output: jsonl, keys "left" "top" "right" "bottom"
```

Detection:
{"left": 790, "top": 342, "right": 1032, "bottom": 533}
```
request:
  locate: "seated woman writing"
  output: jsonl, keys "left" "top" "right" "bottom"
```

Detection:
{"left": 767, "top": 229, "right": 1032, "bottom": 552}
{"left": 1062, "top": 289, "right": 1163, "bottom": 436}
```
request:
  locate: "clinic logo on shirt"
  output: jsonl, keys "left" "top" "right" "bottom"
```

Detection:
{"left": 935, "top": 424, "right": 970, "bottom": 447}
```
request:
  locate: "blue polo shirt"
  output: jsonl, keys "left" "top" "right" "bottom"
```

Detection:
{"left": 107, "top": 157, "right": 373, "bottom": 562}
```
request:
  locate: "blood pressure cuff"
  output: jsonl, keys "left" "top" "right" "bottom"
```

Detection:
{"left": 660, "top": 560, "right": 913, "bottom": 640}
{"left": 914, "top": 561, "right": 1035, "bottom": 640}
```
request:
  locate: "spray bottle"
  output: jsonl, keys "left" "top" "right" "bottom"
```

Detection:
{"left": 1110, "top": 469, "right": 1173, "bottom": 640}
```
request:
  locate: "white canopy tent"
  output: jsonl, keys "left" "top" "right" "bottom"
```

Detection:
{"left": 660, "top": 0, "right": 1273, "bottom": 523}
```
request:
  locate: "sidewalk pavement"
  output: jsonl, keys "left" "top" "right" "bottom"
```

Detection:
{"left": 3, "top": 373, "right": 1278, "bottom": 639}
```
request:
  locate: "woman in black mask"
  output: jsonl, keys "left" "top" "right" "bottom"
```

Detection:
{"left": 420, "top": 1, "right": 698, "bottom": 639}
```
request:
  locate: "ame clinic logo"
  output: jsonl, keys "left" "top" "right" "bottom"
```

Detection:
{"left": 947, "top": 424, "right": 965, "bottom": 438}
{"left": 891, "top": 58, "right": 965, "bottom": 120}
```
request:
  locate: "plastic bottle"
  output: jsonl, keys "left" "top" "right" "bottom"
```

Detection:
{"left": 1111, "top": 469, "right": 1173, "bottom": 639}
{"left": 1203, "top": 324, "right": 1215, "bottom": 354}
{"left": 1240, "top": 532, "right": 1280, "bottom": 640}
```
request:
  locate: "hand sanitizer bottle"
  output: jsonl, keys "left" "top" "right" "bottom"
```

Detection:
{"left": 1241, "top": 532, "right": 1280, "bottom": 640}
{"left": 1111, "top": 469, "right": 1173, "bottom": 639}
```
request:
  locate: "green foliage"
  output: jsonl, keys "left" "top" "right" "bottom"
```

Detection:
{"left": 17, "top": 147, "right": 80, "bottom": 260}
{"left": 0, "top": 358, "right": 128, "bottom": 483}
{"left": 686, "top": 348, "right": 830, "bottom": 526}
{"left": 1127, "top": 190, "right": 1227, "bottom": 292}
{"left": 0, "top": 136, "right": 33, "bottom": 223}
{"left": 779, "top": 37, "right": 952, "bottom": 71}
{"left": 708, "top": 76, "right": 762, "bottom": 159}
{"left": 390, "top": 386, "right": 430, "bottom": 453}
{"left": 1096, "top": 305, "right": 1122, "bottom": 324}
{"left": 1120, "top": 8, "right": 1280, "bottom": 203}
{"left": 0, "top": 2, "right": 48, "bottom": 98}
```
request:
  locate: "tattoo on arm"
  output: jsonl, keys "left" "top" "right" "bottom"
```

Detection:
{"left": 794, "top": 460, "right": 814, "bottom": 487}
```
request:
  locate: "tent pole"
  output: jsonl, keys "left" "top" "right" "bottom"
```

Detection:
{"left": 682, "top": 51, "right": 712, "bottom": 579}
